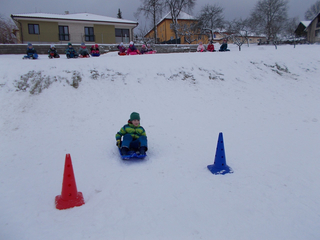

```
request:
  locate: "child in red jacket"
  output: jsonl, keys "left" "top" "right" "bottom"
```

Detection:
{"left": 207, "top": 41, "right": 215, "bottom": 52}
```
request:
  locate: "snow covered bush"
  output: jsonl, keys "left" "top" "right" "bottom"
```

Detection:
{"left": 15, "top": 70, "right": 82, "bottom": 94}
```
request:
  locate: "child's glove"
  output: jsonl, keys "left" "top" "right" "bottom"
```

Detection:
{"left": 116, "top": 140, "right": 121, "bottom": 148}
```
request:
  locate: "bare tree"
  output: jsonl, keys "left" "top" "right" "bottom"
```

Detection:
{"left": 0, "top": 15, "right": 16, "bottom": 44}
{"left": 283, "top": 17, "right": 299, "bottom": 47}
{"left": 250, "top": 0, "right": 288, "bottom": 43}
{"left": 135, "top": 0, "right": 164, "bottom": 43}
{"left": 284, "top": 17, "right": 299, "bottom": 37}
{"left": 135, "top": 24, "right": 155, "bottom": 45}
{"left": 305, "top": 0, "right": 320, "bottom": 20}
{"left": 176, "top": 22, "right": 198, "bottom": 43}
{"left": 227, "top": 18, "right": 251, "bottom": 51}
{"left": 164, "top": 0, "right": 196, "bottom": 43}
{"left": 197, "top": 4, "right": 224, "bottom": 40}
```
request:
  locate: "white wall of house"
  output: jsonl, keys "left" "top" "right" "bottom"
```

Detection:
{"left": 58, "top": 22, "right": 94, "bottom": 43}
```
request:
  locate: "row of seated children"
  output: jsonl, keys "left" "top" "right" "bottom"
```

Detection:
{"left": 197, "top": 39, "right": 230, "bottom": 52}
{"left": 23, "top": 43, "right": 100, "bottom": 60}
{"left": 24, "top": 40, "right": 227, "bottom": 59}
{"left": 117, "top": 41, "right": 156, "bottom": 55}
{"left": 65, "top": 43, "right": 100, "bottom": 58}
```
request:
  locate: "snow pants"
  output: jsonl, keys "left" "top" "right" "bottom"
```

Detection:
{"left": 24, "top": 53, "right": 38, "bottom": 59}
{"left": 121, "top": 134, "right": 148, "bottom": 150}
{"left": 66, "top": 53, "right": 78, "bottom": 58}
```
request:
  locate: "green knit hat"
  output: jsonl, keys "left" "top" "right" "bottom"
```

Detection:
{"left": 130, "top": 112, "right": 140, "bottom": 121}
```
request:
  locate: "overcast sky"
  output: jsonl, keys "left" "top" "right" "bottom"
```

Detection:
{"left": 1, "top": 0, "right": 316, "bottom": 30}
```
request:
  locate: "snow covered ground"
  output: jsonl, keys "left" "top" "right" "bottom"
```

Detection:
{"left": 0, "top": 44, "right": 320, "bottom": 240}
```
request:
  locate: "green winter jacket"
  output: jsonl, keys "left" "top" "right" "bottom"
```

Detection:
{"left": 116, "top": 122, "right": 147, "bottom": 141}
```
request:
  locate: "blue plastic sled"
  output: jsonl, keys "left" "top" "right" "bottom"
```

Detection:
{"left": 23, "top": 53, "right": 38, "bottom": 59}
{"left": 118, "top": 148, "right": 146, "bottom": 160}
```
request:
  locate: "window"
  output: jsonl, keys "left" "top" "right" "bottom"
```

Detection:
{"left": 28, "top": 24, "right": 39, "bottom": 34}
{"left": 115, "top": 29, "right": 121, "bottom": 37}
{"left": 115, "top": 28, "right": 130, "bottom": 43}
{"left": 59, "top": 26, "right": 69, "bottom": 41}
{"left": 85, "top": 27, "right": 95, "bottom": 42}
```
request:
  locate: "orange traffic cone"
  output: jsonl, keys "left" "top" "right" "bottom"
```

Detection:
{"left": 55, "top": 154, "right": 85, "bottom": 210}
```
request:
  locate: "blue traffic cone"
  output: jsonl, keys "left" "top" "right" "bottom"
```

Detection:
{"left": 207, "top": 132, "right": 233, "bottom": 175}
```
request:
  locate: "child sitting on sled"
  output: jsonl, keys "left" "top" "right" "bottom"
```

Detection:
{"left": 117, "top": 42, "right": 127, "bottom": 55}
{"left": 23, "top": 43, "right": 38, "bottom": 59}
{"left": 79, "top": 43, "right": 90, "bottom": 57}
{"left": 219, "top": 39, "right": 230, "bottom": 52}
{"left": 146, "top": 44, "right": 154, "bottom": 52}
{"left": 48, "top": 44, "right": 60, "bottom": 58}
{"left": 197, "top": 41, "right": 206, "bottom": 52}
{"left": 116, "top": 112, "right": 148, "bottom": 156}
{"left": 90, "top": 44, "right": 100, "bottom": 56}
{"left": 140, "top": 44, "right": 148, "bottom": 54}
{"left": 65, "top": 43, "right": 78, "bottom": 58}
{"left": 207, "top": 41, "right": 215, "bottom": 52}
{"left": 127, "top": 41, "right": 140, "bottom": 55}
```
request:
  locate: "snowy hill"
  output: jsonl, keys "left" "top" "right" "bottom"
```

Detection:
{"left": 1, "top": 44, "right": 320, "bottom": 240}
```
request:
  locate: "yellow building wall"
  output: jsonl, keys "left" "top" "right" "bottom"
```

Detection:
{"left": 146, "top": 20, "right": 265, "bottom": 45}
{"left": 14, "top": 18, "right": 135, "bottom": 44}
{"left": 19, "top": 20, "right": 59, "bottom": 43}
{"left": 93, "top": 24, "right": 116, "bottom": 44}
{"left": 146, "top": 19, "right": 210, "bottom": 44}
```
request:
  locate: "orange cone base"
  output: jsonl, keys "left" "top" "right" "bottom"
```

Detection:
{"left": 55, "top": 192, "right": 85, "bottom": 210}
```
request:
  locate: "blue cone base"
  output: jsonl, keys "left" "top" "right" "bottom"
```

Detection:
{"left": 207, "top": 164, "right": 233, "bottom": 175}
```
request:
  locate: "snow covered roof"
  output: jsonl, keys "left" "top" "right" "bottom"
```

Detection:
{"left": 306, "top": 12, "right": 320, "bottom": 31}
{"left": 11, "top": 13, "right": 138, "bottom": 26}
{"left": 159, "top": 11, "right": 196, "bottom": 23}
{"left": 145, "top": 11, "right": 195, "bottom": 36}
{"left": 301, "top": 21, "right": 311, "bottom": 27}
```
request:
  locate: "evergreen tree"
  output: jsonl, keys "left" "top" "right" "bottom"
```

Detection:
{"left": 117, "top": 9, "right": 123, "bottom": 19}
